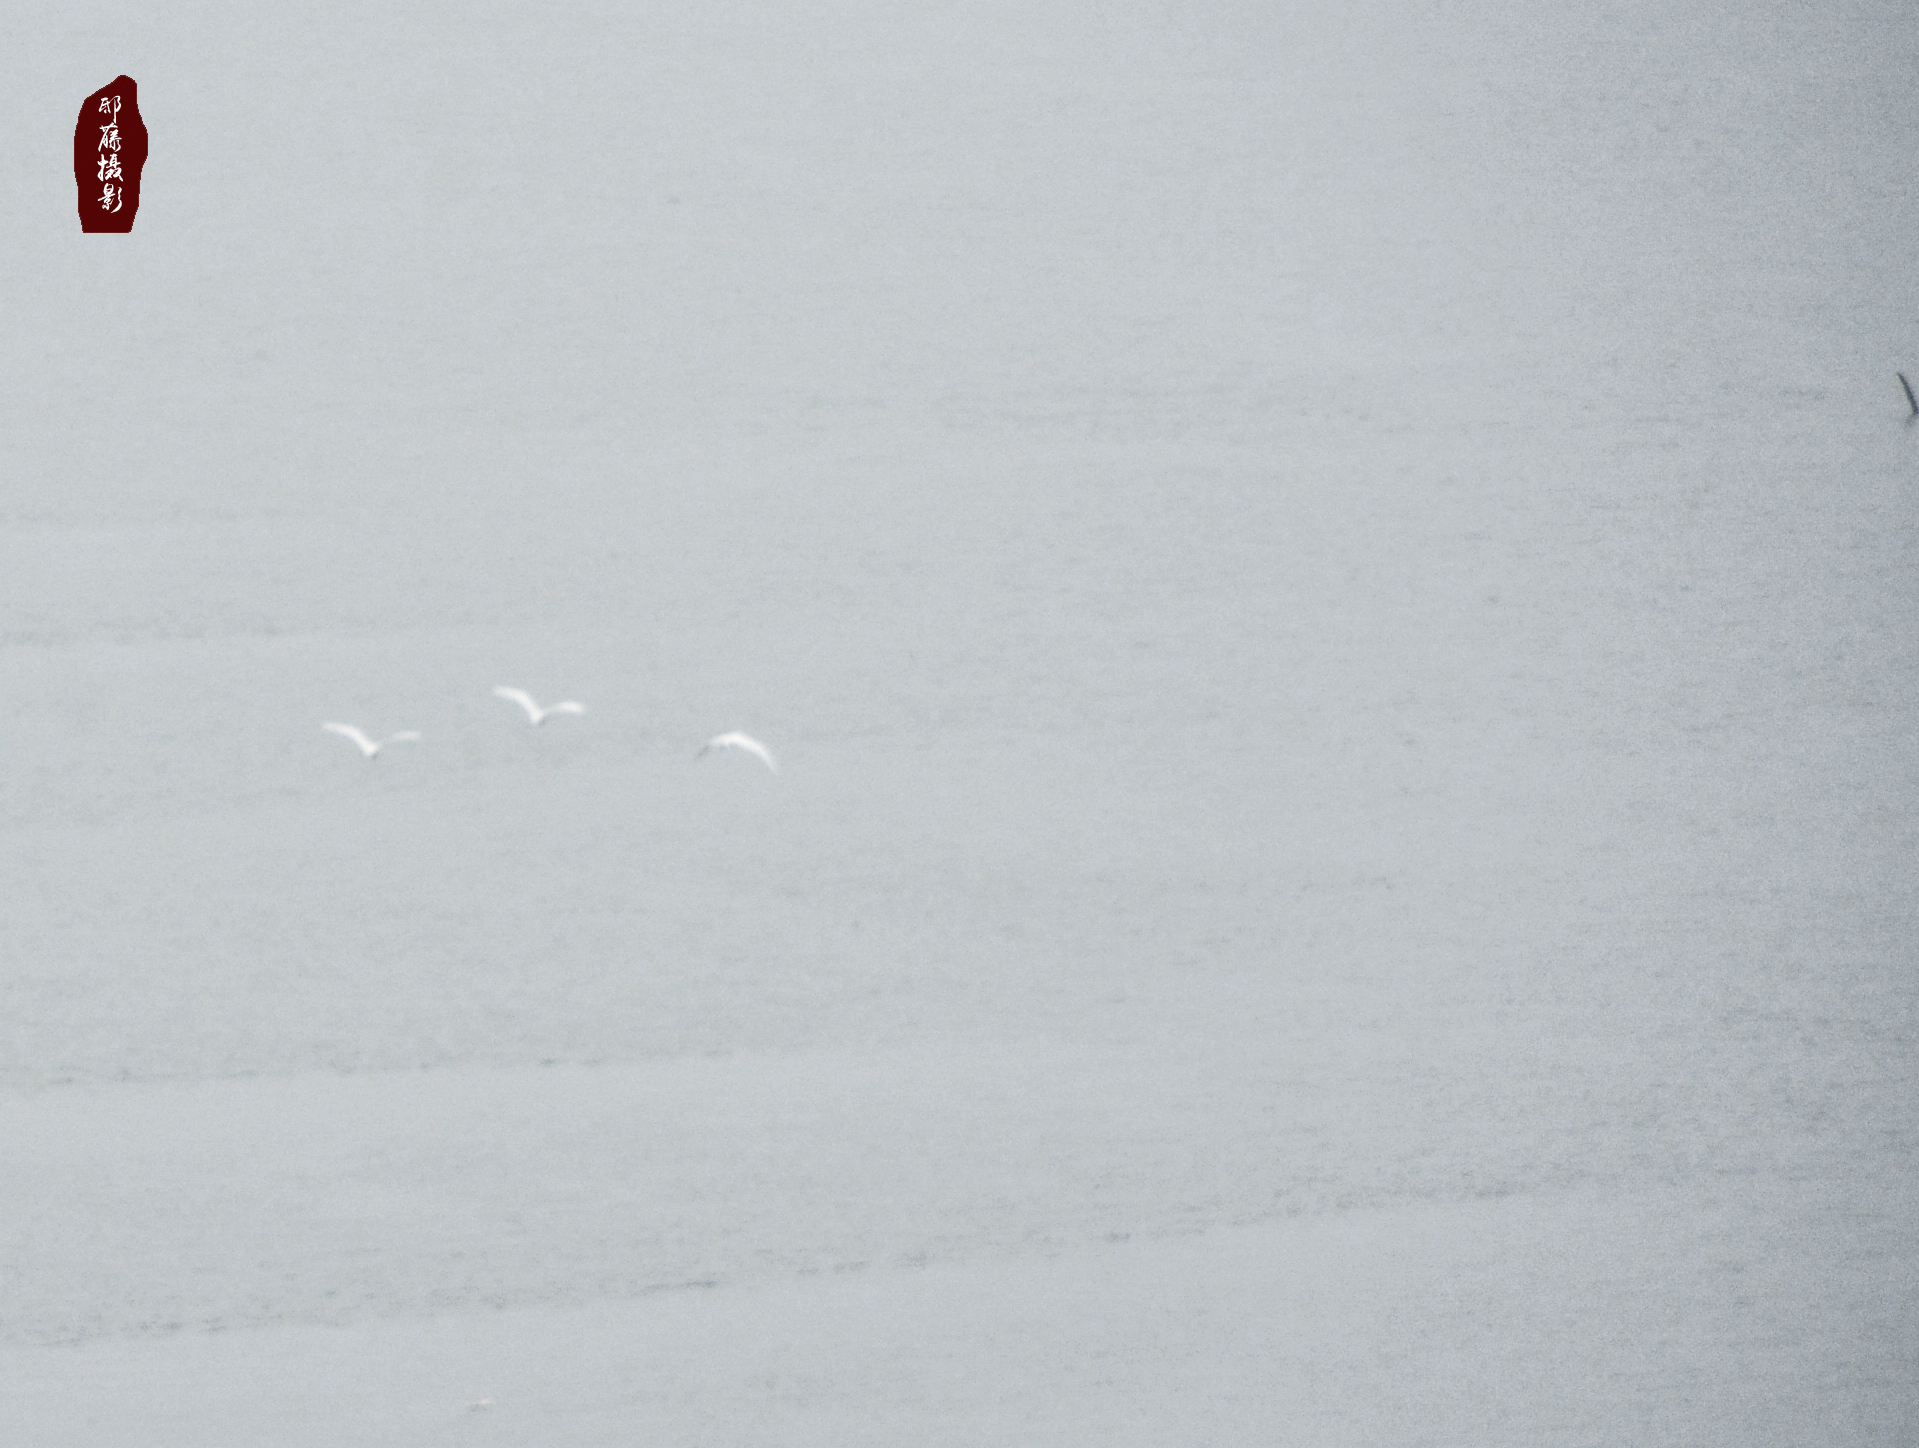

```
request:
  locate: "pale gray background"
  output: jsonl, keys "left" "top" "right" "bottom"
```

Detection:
{"left": 1, "top": 0, "right": 1915, "bottom": 1442}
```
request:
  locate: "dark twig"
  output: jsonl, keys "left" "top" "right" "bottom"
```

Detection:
{"left": 1901, "top": 372, "right": 1919, "bottom": 418}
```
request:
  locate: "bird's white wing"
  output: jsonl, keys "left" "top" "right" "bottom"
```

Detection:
{"left": 389, "top": 732, "right": 423, "bottom": 744}
{"left": 701, "top": 731, "right": 777, "bottom": 772}
{"left": 323, "top": 722, "right": 377, "bottom": 756}
{"left": 493, "top": 687, "right": 542, "bottom": 722}
{"left": 550, "top": 701, "right": 586, "bottom": 716}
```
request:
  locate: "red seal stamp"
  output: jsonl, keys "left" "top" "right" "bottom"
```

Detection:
{"left": 76, "top": 76, "right": 147, "bottom": 233}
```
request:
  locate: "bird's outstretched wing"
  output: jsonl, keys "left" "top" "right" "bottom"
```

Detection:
{"left": 549, "top": 701, "right": 587, "bottom": 717}
{"left": 323, "top": 722, "right": 378, "bottom": 757}
{"left": 699, "top": 731, "right": 778, "bottom": 772}
{"left": 493, "top": 687, "right": 542, "bottom": 723}
{"left": 389, "top": 732, "right": 423, "bottom": 745}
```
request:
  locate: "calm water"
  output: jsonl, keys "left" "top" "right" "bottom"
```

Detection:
{"left": 1, "top": 0, "right": 1915, "bottom": 1437}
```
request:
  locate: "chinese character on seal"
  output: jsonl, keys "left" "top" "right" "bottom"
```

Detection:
{"left": 75, "top": 76, "right": 146, "bottom": 232}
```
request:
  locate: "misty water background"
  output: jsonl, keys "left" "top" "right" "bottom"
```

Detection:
{"left": 1, "top": 0, "right": 1915, "bottom": 1441}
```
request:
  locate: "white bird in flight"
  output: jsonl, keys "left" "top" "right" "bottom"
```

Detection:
{"left": 697, "top": 731, "right": 778, "bottom": 772}
{"left": 322, "top": 723, "right": 422, "bottom": 758}
{"left": 493, "top": 687, "right": 587, "bottom": 726}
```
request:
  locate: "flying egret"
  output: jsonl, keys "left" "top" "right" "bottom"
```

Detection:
{"left": 493, "top": 687, "right": 587, "bottom": 726}
{"left": 697, "top": 731, "right": 777, "bottom": 772}
{"left": 323, "top": 723, "right": 422, "bottom": 758}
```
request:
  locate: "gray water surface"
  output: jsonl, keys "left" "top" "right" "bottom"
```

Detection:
{"left": 2, "top": 0, "right": 1915, "bottom": 1440}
